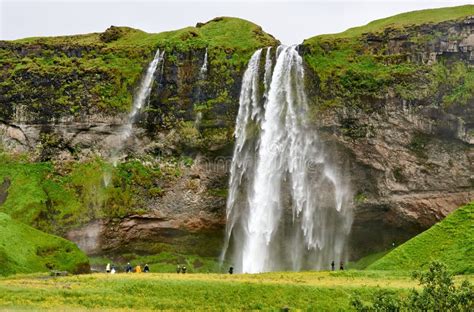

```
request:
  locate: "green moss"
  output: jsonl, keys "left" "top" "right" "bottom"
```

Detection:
{"left": 208, "top": 188, "right": 228, "bottom": 198}
{"left": 408, "top": 131, "right": 431, "bottom": 160}
{"left": 0, "top": 151, "right": 170, "bottom": 232}
{"left": 368, "top": 202, "right": 474, "bottom": 274}
{"left": 0, "top": 213, "right": 89, "bottom": 276}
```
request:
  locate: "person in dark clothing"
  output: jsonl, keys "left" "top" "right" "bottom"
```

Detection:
{"left": 126, "top": 262, "right": 132, "bottom": 273}
{"left": 176, "top": 264, "right": 181, "bottom": 273}
{"left": 340, "top": 262, "right": 344, "bottom": 270}
{"left": 182, "top": 266, "right": 187, "bottom": 274}
{"left": 228, "top": 266, "right": 234, "bottom": 274}
{"left": 144, "top": 264, "right": 150, "bottom": 273}
{"left": 331, "top": 261, "right": 335, "bottom": 271}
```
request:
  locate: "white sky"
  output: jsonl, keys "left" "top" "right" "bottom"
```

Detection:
{"left": 1, "top": 0, "right": 473, "bottom": 44}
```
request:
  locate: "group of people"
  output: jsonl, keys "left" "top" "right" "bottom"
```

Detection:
{"left": 105, "top": 263, "right": 150, "bottom": 274}
{"left": 331, "top": 261, "right": 344, "bottom": 271}
{"left": 105, "top": 262, "right": 343, "bottom": 274}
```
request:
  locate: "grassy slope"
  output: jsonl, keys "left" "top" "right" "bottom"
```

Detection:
{"left": 0, "top": 213, "right": 89, "bottom": 276}
{"left": 302, "top": 5, "right": 474, "bottom": 112}
{"left": 368, "top": 203, "right": 474, "bottom": 274}
{"left": 0, "top": 271, "right": 418, "bottom": 311}
{"left": 0, "top": 17, "right": 277, "bottom": 113}
{"left": 347, "top": 250, "right": 392, "bottom": 270}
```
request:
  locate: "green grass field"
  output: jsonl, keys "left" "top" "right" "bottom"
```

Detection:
{"left": 0, "top": 271, "right": 471, "bottom": 311}
{"left": 0, "top": 271, "right": 408, "bottom": 311}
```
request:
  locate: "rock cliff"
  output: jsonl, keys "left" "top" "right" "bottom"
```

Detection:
{"left": 302, "top": 8, "right": 474, "bottom": 257}
{"left": 0, "top": 8, "right": 473, "bottom": 261}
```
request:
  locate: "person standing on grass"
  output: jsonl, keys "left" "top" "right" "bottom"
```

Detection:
{"left": 340, "top": 262, "right": 344, "bottom": 270}
{"left": 182, "top": 266, "right": 187, "bottom": 274}
{"left": 228, "top": 266, "right": 233, "bottom": 274}
{"left": 106, "top": 263, "right": 111, "bottom": 273}
{"left": 331, "top": 261, "right": 335, "bottom": 271}
{"left": 144, "top": 264, "right": 150, "bottom": 273}
{"left": 135, "top": 265, "right": 142, "bottom": 273}
{"left": 176, "top": 264, "right": 181, "bottom": 273}
{"left": 126, "top": 262, "right": 132, "bottom": 273}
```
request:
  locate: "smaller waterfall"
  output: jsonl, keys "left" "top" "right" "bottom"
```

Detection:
{"left": 109, "top": 48, "right": 164, "bottom": 165}
{"left": 123, "top": 49, "right": 164, "bottom": 139}
{"left": 200, "top": 48, "right": 208, "bottom": 78}
{"left": 194, "top": 48, "right": 209, "bottom": 128}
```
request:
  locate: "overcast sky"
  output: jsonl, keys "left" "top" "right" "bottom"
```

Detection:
{"left": 1, "top": 0, "right": 472, "bottom": 44}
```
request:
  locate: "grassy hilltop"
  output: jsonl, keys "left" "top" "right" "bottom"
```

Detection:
{"left": 0, "top": 17, "right": 277, "bottom": 115}
{"left": 302, "top": 5, "right": 474, "bottom": 112}
{"left": 307, "top": 5, "right": 474, "bottom": 40}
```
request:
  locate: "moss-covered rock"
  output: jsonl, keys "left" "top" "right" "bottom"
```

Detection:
{"left": 0, "top": 17, "right": 278, "bottom": 121}
{"left": 0, "top": 212, "right": 89, "bottom": 276}
{"left": 302, "top": 5, "right": 474, "bottom": 114}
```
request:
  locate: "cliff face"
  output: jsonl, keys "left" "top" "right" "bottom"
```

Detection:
{"left": 0, "top": 9, "right": 473, "bottom": 261}
{"left": 0, "top": 17, "right": 278, "bottom": 257}
{"left": 302, "top": 11, "right": 474, "bottom": 257}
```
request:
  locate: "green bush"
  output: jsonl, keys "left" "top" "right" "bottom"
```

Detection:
{"left": 351, "top": 262, "right": 474, "bottom": 311}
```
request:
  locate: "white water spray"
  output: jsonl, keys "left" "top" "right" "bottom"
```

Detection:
{"left": 222, "top": 46, "right": 353, "bottom": 273}
{"left": 200, "top": 48, "right": 208, "bottom": 78}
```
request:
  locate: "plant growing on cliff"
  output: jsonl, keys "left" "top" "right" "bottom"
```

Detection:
{"left": 351, "top": 261, "right": 474, "bottom": 312}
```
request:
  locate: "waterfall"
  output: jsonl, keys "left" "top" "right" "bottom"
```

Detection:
{"left": 222, "top": 46, "right": 353, "bottom": 273}
{"left": 110, "top": 48, "right": 164, "bottom": 165}
{"left": 220, "top": 49, "right": 264, "bottom": 265}
{"left": 263, "top": 47, "right": 273, "bottom": 102}
{"left": 200, "top": 48, "right": 208, "bottom": 78}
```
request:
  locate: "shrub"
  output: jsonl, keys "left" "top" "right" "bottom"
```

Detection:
{"left": 351, "top": 261, "right": 474, "bottom": 311}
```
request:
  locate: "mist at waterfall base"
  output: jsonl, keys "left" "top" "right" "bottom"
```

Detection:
{"left": 221, "top": 46, "right": 353, "bottom": 274}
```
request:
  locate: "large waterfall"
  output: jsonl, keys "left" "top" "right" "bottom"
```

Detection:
{"left": 221, "top": 46, "right": 353, "bottom": 273}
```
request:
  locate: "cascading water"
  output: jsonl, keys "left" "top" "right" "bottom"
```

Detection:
{"left": 194, "top": 48, "right": 209, "bottom": 129}
{"left": 109, "top": 48, "right": 164, "bottom": 166}
{"left": 200, "top": 48, "right": 208, "bottom": 78}
{"left": 221, "top": 46, "right": 353, "bottom": 273}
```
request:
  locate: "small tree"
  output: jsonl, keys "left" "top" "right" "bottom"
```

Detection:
{"left": 351, "top": 261, "right": 474, "bottom": 311}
